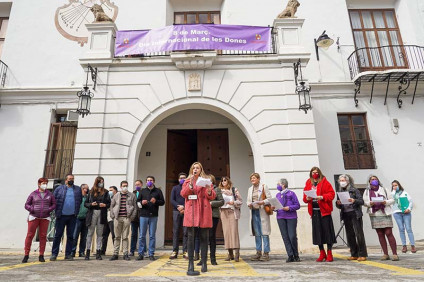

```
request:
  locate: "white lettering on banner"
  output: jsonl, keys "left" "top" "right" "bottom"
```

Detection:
{"left": 225, "top": 37, "right": 247, "bottom": 44}
{"left": 191, "top": 30, "right": 209, "bottom": 35}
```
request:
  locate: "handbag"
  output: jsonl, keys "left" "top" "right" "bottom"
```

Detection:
{"left": 261, "top": 185, "right": 273, "bottom": 215}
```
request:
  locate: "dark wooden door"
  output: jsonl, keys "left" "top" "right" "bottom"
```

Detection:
{"left": 165, "top": 130, "right": 197, "bottom": 243}
{"left": 197, "top": 129, "right": 230, "bottom": 243}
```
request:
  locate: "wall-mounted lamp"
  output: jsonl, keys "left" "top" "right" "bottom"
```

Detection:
{"left": 314, "top": 30, "right": 334, "bottom": 60}
{"left": 76, "top": 64, "right": 97, "bottom": 118}
{"left": 294, "top": 59, "right": 312, "bottom": 114}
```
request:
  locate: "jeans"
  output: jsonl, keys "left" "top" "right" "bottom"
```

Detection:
{"left": 130, "top": 221, "right": 139, "bottom": 254}
{"left": 343, "top": 212, "right": 367, "bottom": 257}
{"left": 252, "top": 209, "right": 270, "bottom": 253}
{"left": 277, "top": 218, "right": 298, "bottom": 257}
{"left": 172, "top": 211, "right": 187, "bottom": 253}
{"left": 52, "top": 215, "right": 76, "bottom": 256}
{"left": 393, "top": 212, "right": 415, "bottom": 246}
{"left": 101, "top": 220, "right": 115, "bottom": 254}
{"left": 72, "top": 218, "right": 88, "bottom": 254}
{"left": 138, "top": 216, "right": 158, "bottom": 256}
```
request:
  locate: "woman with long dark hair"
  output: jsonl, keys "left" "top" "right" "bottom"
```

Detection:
{"left": 303, "top": 167, "right": 336, "bottom": 262}
{"left": 181, "top": 162, "right": 216, "bottom": 275}
{"left": 85, "top": 176, "right": 110, "bottom": 260}
{"left": 391, "top": 180, "right": 416, "bottom": 254}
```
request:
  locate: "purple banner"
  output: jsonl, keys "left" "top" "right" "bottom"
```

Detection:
{"left": 115, "top": 24, "right": 271, "bottom": 56}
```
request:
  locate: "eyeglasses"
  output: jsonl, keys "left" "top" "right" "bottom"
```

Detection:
{"left": 222, "top": 179, "right": 227, "bottom": 182}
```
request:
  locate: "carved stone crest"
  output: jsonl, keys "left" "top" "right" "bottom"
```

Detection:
{"left": 277, "top": 0, "right": 300, "bottom": 18}
{"left": 188, "top": 73, "right": 201, "bottom": 91}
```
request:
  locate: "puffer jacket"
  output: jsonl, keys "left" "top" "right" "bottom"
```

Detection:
{"left": 25, "top": 190, "right": 56, "bottom": 219}
{"left": 54, "top": 184, "right": 82, "bottom": 218}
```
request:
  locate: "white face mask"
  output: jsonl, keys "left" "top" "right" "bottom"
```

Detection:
{"left": 122, "top": 186, "right": 128, "bottom": 192}
{"left": 40, "top": 184, "right": 47, "bottom": 190}
{"left": 339, "top": 181, "right": 348, "bottom": 188}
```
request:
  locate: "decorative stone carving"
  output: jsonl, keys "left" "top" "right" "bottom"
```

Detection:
{"left": 188, "top": 73, "right": 201, "bottom": 91}
{"left": 277, "top": 0, "right": 300, "bottom": 18}
{"left": 90, "top": 4, "right": 113, "bottom": 22}
{"left": 171, "top": 51, "right": 217, "bottom": 70}
{"left": 55, "top": 0, "right": 118, "bottom": 46}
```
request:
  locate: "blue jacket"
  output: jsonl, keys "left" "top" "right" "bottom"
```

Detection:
{"left": 53, "top": 184, "right": 82, "bottom": 218}
{"left": 171, "top": 184, "right": 185, "bottom": 211}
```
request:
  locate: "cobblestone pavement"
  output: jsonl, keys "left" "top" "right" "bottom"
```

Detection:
{"left": 0, "top": 242, "right": 423, "bottom": 281}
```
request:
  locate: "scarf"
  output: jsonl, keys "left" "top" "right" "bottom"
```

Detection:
{"left": 370, "top": 186, "right": 385, "bottom": 214}
{"left": 281, "top": 189, "right": 289, "bottom": 207}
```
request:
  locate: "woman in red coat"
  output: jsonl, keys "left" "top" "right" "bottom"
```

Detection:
{"left": 303, "top": 166, "right": 336, "bottom": 262}
{"left": 181, "top": 162, "right": 216, "bottom": 275}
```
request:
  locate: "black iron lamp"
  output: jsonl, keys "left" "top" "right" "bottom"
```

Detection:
{"left": 314, "top": 30, "right": 334, "bottom": 60}
{"left": 294, "top": 59, "right": 312, "bottom": 114}
{"left": 76, "top": 64, "right": 97, "bottom": 118}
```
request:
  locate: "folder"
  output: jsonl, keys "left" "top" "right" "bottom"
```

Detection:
{"left": 399, "top": 197, "right": 409, "bottom": 212}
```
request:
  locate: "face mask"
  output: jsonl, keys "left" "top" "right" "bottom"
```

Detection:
{"left": 135, "top": 186, "right": 141, "bottom": 191}
{"left": 312, "top": 173, "right": 319, "bottom": 180}
{"left": 179, "top": 179, "right": 185, "bottom": 185}
{"left": 122, "top": 186, "right": 128, "bottom": 192}
{"left": 395, "top": 187, "right": 399, "bottom": 192}
{"left": 276, "top": 184, "right": 283, "bottom": 191}
{"left": 147, "top": 181, "right": 153, "bottom": 187}
{"left": 67, "top": 180, "right": 74, "bottom": 186}
{"left": 339, "top": 181, "right": 348, "bottom": 188}
{"left": 108, "top": 191, "right": 114, "bottom": 198}
{"left": 98, "top": 183, "right": 104, "bottom": 188}
{"left": 40, "top": 184, "right": 47, "bottom": 190}
{"left": 370, "top": 180, "right": 379, "bottom": 187}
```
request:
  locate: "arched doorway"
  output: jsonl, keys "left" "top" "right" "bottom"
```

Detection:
{"left": 135, "top": 109, "right": 254, "bottom": 247}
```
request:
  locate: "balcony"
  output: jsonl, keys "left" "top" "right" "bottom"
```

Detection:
{"left": 347, "top": 45, "right": 424, "bottom": 107}
{"left": 0, "top": 60, "right": 7, "bottom": 87}
{"left": 43, "top": 149, "right": 75, "bottom": 180}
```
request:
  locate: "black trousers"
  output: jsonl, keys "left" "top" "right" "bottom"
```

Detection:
{"left": 209, "top": 217, "right": 220, "bottom": 259}
{"left": 188, "top": 227, "right": 209, "bottom": 262}
{"left": 344, "top": 212, "right": 368, "bottom": 257}
{"left": 172, "top": 210, "right": 188, "bottom": 253}
{"left": 101, "top": 220, "right": 115, "bottom": 253}
{"left": 277, "top": 218, "right": 299, "bottom": 257}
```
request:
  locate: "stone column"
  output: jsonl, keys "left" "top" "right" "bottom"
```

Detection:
{"left": 84, "top": 22, "right": 117, "bottom": 59}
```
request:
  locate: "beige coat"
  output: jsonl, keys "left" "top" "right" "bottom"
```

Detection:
{"left": 110, "top": 192, "right": 137, "bottom": 221}
{"left": 247, "top": 183, "right": 272, "bottom": 236}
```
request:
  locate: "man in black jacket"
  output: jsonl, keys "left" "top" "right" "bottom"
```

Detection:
{"left": 136, "top": 176, "right": 165, "bottom": 261}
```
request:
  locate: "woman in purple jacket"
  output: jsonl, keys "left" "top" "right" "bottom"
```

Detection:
{"left": 274, "top": 178, "right": 300, "bottom": 262}
{"left": 23, "top": 178, "right": 56, "bottom": 263}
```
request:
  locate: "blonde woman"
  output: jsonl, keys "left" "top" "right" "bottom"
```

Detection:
{"left": 219, "top": 176, "right": 243, "bottom": 262}
{"left": 181, "top": 162, "right": 216, "bottom": 275}
{"left": 247, "top": 173, "right": 272, "bottom": 261}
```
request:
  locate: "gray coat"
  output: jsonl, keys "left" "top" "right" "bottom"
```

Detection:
{"left": 335, "top": 184, "right": 364, "bottom": 220}
{"left": 110, "top": 192, "right": 137, "bottom": 221}
{"left": 210, "top": 186, "right": 224, "bottom": 218}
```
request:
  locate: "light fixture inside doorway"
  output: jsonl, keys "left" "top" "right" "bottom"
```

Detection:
{"left": 314, "top": 30, "right": 334, "bottom": 60}
{"left": 76, "top": 64, "right": 97, "bottom": 118}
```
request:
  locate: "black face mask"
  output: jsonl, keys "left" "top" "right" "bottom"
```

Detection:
{"left": 68, "top": 180, "right": 74, "bottom": 186}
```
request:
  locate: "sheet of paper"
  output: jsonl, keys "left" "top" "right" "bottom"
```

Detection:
{"left": 337, "top": 192, "right": 351, "bottom": 205}
{"left": 371, "top": 196, "right": 384, "bottom": 203}
{"left": 268, "top": 197, "right": 284, "bottom": 210}
{"left": 304, "top": 189, "right": 318, "bottom": 199}
{"left": 196, "top": 177, "right": 212, "bottom": 187}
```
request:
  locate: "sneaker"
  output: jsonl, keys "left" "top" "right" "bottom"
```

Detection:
{"left": 169, "top": 251, "right": 178, "bottom": 259}
{"left": 64, "top": 255, "right": 74, "bottom": 261}
{"left": 109, "top": 255, "right": 119, "bottom": 261}
{"left": 39, "top": 255, "right": 45, "bottom": 262}
{"left": 183, "top": 252, "right": 188, "bottom": 259}
{"left": 22, "top": 255, "right": 29, "bottom": 263}
{"left": 294, "top": 256, "right": 301, "bottom": 262}
{"left": 71, "top": 252, "right": 76, "bottom": 257}
{"left": 380, "top": 254, "right": 390, "bottom": 261}
{"left": 136, "top": 254, "right": 144, "bottom": 260}
{"left": 50, "top": 255, "right": 57, "bottom": 261}
{"left": 123, "top": 254, "right": 131, "bottom": 261}
{"left": 129, "top": 252, "right": 134, "bottom": 257}
{"left": 402, "top": 246, "right": 407, "bottom": 253}
{"left": 392, "top": 255, "right": 399, "bottom": 261}
{"left": 286, "top": 256, "right": 294, "bottom": 263}
{"left": 78, "top": 252, "right": 85, "bottom": 257}
{"left": 149, "top": 256, "right": 156, "bottom": 261}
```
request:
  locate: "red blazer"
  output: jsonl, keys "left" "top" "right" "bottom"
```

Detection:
{"left": 181, "top": 178, "right": 216, "bottom": 228}
{"left": 303, "top": 177, "right": 335, "bottom": 217}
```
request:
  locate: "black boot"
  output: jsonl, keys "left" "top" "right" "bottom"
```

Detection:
{"left": 187, "top": 259, "right": 200, "bottom": 276}
{"left": 39, "top": 255, "right": 45, "bottom": 262}
{"left": 96, "top": 249, "right": 102, "bottom": 260}
{"left": 85, "top": 249, "right": 90, "bottom": 260}
{"left": 200, "top": 236, "right": 208, "bottom": 273}
{"left": 210, "top": 253, "right": 218, "bottom": 265}
{"left": 187, "top": 227, "right": 200, "bottom": 276}
{"left": 22, "top": 255, "right": 29, "bottom": 263}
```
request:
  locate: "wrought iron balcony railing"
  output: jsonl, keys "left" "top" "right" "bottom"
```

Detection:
{"left": 43, "top": 149, "right": 75, "bottom": 180}
{"left": 348, "top": 45, "right": 424, "bottom": 80}
{"left": 0, "top": 60, "right": 7, "bottom": 87}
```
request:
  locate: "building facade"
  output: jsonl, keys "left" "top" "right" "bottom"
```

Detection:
{"left": 0, "top": 0, "right": 423, "bottom": 251}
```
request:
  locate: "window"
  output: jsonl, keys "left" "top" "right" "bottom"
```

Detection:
{"left": 0, "top": 18, "right": 8, "bottom": 58}
{"left": 337, "top": 113, "right": 376, "bottom": 169}
{"left": 174, "top": 11, "right": 220, "bottom": 24}
{"left": 349, "top": 9, "right": 406, "bottom": 70}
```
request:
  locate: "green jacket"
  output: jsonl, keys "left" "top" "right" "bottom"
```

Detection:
{"left": 77, "top": 196, "right": 88, "bottom": 219}
{"left": 210, "top": 186, "right": 224, "bottom": 218}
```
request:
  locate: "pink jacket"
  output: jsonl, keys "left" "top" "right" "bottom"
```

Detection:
{"left": 181, "top": 178, "right": 216, "bottom": 228}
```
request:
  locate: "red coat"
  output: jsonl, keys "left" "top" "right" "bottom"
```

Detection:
{"left": 181, "top": 178, "right": 216, "bottom": 228}
{"left": 303, "top": 177, "right": 335, "bottom": 217}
